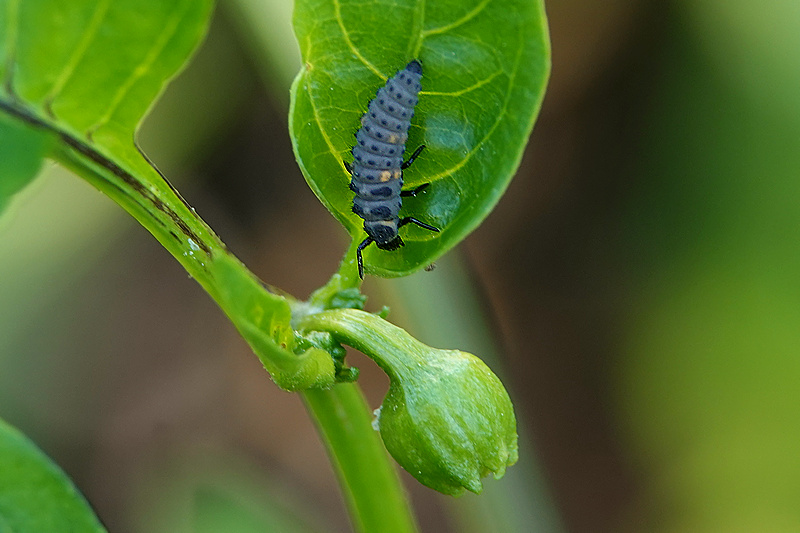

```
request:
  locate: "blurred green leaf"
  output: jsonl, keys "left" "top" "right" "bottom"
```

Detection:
{"left": 0, "top": 1, "right": 339, "bottom": 390}
{"left": 0, "top": 114, "right": 51, "bottom": 215}
{"left": 0, "top": 418, "right": 106, "bottom": 532}
{"left": 290, "top": 0, "right": 550, "bottom": 277}
{"left": 619, "top": 10, "right": 800, "bottom": 530}
{"left": 133, "top": 452, "right": 322, "bottom": 533}
{"left": 680, "top": 0, "right": 800, "bottom": 119}
{"left": 0, "top": 0, "right": 217, "bottom": 268}
{"left": 0, "top": 0, "right": 213, "bottom": 152}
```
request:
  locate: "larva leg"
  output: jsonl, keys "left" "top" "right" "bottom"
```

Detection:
{"left": 401, "top": 145, "right": 426, "bottom": 169}
{"left": 356, "top": 236, "right": 374, "bottom": 279}
{"left": 398, "top": 217, "right": 439, "bottom": 233}
{"left": 344, "top": 160, "right": 353, "bottom": 175}
{"left": 401, "top": 183, "right": 430, "bottom": 197}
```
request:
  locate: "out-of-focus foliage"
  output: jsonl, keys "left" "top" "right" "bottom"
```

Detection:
{"left": 618, "top": 1, "right": 800, "bottom": 530}
{"left": 0, "top": 115, "right": 50, "bottom": 215}
{"left": 0, "top": 0, "right": 213, "bottom": 187}
{"left": 0, "top": 419, "right": 106, "bottom": 532}
{"left": 132, "top": 452, "right": 321, "bottom": 533}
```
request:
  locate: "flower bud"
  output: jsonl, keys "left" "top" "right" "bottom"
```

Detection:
{"left": 299, "top": 309, "right": 518, "bottom": 495}
{"left": 376, "top": 348, "right": 518, "bottom": 495}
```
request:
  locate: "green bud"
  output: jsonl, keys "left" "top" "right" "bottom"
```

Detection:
{"left": 376, "top": 348, "right": 518, "bottom": 495}
{"left": 299, "top": 309, "right": 518, "bottom": 495}
{"left": 294, "top": 330, "right": 359, "bottom": 383}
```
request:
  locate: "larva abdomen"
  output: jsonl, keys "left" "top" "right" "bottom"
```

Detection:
{"left": 348, "top": 60, "right": 438, "bottom": 278}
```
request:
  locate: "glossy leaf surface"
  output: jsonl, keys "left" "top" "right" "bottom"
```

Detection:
{"left": 290, "top": 0, "right": 550, "bottom": 277}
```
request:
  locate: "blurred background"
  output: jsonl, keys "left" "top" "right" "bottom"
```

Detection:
{"left": 2, "top": 0, "right": 800, "bottom": 532}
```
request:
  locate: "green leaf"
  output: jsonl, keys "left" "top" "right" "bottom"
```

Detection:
{"left": 0, "top": 113, "right": 51, "bottom": 215}
{"left": 214, "top": 255, "right": 338, "bottom": 390}
{"left": 0, "top": 418, "right": 106, "bottom": 532}
{"left": 0, "top": 0, "right": 218, "bottom": 269}
{"left": 0, "top": 0, "right": 214, "bottom": 201}
{"left": 290, "top": 0, "right": 550, "bottom": 277}
{"left": 1, "top": 0, "right": 213, "bottom": 143}
{"left": 0, "top": 1, "right": 338, "bottom": 389}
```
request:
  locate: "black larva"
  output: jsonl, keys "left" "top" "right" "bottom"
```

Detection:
{"left": 345, "top": 59, "right": 439, "bottom": 278}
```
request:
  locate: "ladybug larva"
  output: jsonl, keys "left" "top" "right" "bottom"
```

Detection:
{"left": 344, "top": 59, "right": 439, "bottom": 279}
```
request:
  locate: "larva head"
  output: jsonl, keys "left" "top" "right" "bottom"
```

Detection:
{"left": 376, "top": 236, "right": 404, "bottom": 251}
{"left": 364, "top": 220, "right": 403, "bottom": 249}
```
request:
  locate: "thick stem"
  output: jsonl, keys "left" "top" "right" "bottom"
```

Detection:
{"left": 50, "top": 140, "right": 336, "bottom": 390}
{"left": 301, "top": 384, "right": 418, "bottom": 533}
{"left": 298, "top": 308, "right": 429, "bottom": 380}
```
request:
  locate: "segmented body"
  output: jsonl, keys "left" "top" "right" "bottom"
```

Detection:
{"left": 351, "top": 60, "right": 422, "bottom": 247}
{"left": 348, "top": 59, "right": 439, "bottom": 278}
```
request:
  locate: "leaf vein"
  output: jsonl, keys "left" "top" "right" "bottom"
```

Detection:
{"left": 43, "top": 0, "right": 111, "bottom": 117}
{"left": 333, "top": 0, "right": 384, "bottom": 79}
{"left": 423, "top": 69, "right": 502, "bottom": 97}
{"left": 86, "top": 0, "right": 191, "bottom": 139}
{"left": 408, "top": 0, "right": 426, "bottom": 59}
{"left": 425, "top": 31, "right": 523, "bottom": 183}
{"left": 421, "top": 0, "right": 492, "bottom": 37}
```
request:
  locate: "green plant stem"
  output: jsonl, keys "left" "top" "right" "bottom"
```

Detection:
{"left": 302, "top": 384, "right": 419, "bottom": 533}
{"left": 48, "top": 140, "right": 342, "bottom": 390}
{"left": 51, "top": 142, "right": 240, "bottom": 304}
{"left": 306, "top": 238, "right": 363, "bottom": 310}
{"left": 39, "top": 78, "right": 418, "bottom": 528}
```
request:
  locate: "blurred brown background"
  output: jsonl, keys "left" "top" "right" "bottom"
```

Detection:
{"left": 2, "top": 1, "right": 799, "bottom": 532}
